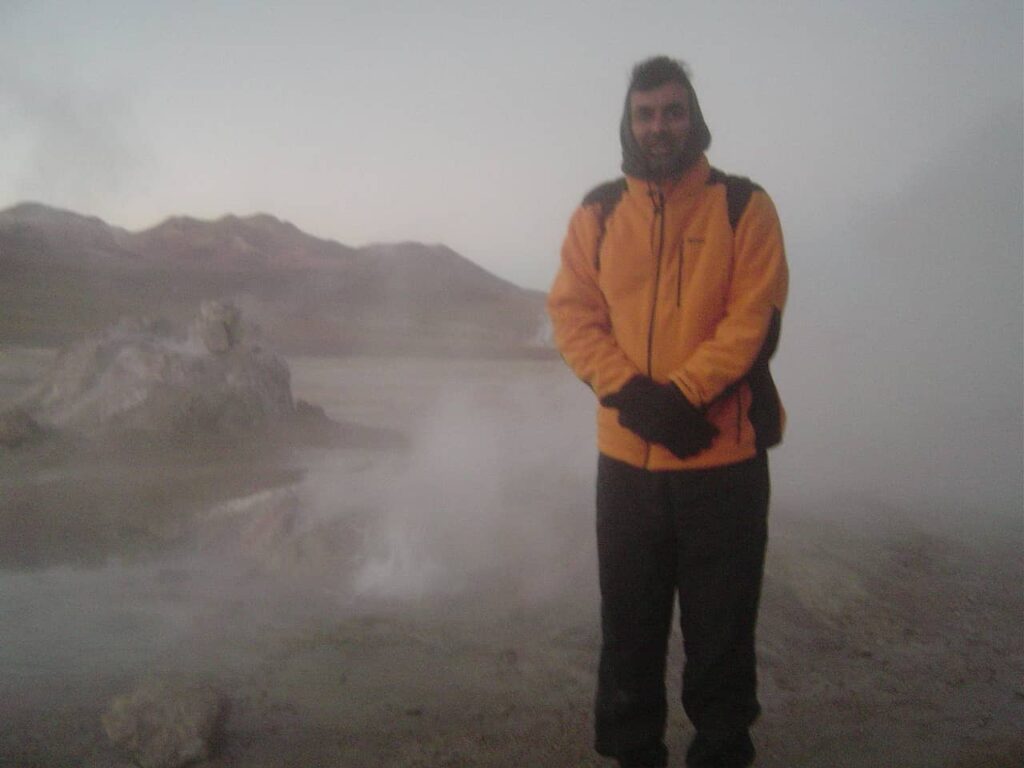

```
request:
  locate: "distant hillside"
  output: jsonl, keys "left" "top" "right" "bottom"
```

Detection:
{"left": 0, "top": 204, "right": 552, "bottom": 357}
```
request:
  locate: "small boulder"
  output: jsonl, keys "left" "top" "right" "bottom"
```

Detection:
{"left": 102, "top": 678, "right": 227, "bottom": 768}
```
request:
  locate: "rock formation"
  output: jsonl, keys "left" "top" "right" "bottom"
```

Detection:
{"left": 102, "top": 678, "right": 226, "bottom": 768}
{"left": 20, "top": 303, "right": 294, "bottom": 442}
{"left": 189, "top": 299, "right": 243, "bottom": 355}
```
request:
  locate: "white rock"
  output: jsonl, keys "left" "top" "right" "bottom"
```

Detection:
{"left": 102, "top": 678, "right": 226, "bottom": 768}
{"left": 23, "top": 304, "right": 294, "bottom": 439}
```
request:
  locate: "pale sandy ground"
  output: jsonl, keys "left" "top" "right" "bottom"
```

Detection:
{"left": 0, "top": 350, "right": 1021, "bottom": 767}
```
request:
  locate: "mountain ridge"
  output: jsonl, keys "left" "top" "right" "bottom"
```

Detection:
{"left": 0, "top": 203, "right": 551, "bottom": 357}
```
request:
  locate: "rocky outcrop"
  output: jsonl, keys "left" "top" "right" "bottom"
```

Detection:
{"left": 189, "top": 300, "right": 243, "bottom": 355}
{"left": 21, "top": 303, "right": 294, "bottom": 441}
{"left": 102, "top": 678, "right": 227, "bottom": 768}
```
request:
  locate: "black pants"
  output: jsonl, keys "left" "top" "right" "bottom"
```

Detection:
{"left": 594, "top": 453, "right": 769, "bottom": 768}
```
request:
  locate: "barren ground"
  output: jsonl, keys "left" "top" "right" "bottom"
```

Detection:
{"left": 0, "top": 349, "right": 1021, "bottom": 767}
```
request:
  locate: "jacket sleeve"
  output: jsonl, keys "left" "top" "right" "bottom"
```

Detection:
{"left": 547, "top": 205, "right": 642, "bottom": 398}
{"left": 669, "top": 190, "right": 789, "bottom": 407}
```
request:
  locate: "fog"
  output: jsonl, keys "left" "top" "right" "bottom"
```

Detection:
{"left": 773, "top": 104, "right": 1023, "bottom": 536}
{"left": 2, "top": 102, "right": 1022, "bottom": 761}
{"left": 1, "top": 2, "right": 1022, "bottom": 764}
{"left": 3, "top": 340, "right": 1021, "bottom": 764}
{"left": 0, "top": 67, "right": 148, "bottom": 209}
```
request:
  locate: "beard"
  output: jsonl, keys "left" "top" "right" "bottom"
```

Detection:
{"left": 621, "top": 117, "right": 705, "bottom": 182}
{"left": 640, "top": 134, "right": 688, "bottom": 174}
{"left": 634, "top": 135, "right": 704, "bottom": 181}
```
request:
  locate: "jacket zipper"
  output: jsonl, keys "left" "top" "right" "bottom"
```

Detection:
{"left": 736, "top": 384, "right": 743, "bottom": 443}
{"left": 676, "top": 241, "right": 684, "bottom": 307}
{"left": 644, "top": 186, "right": 666, "bottom": 467}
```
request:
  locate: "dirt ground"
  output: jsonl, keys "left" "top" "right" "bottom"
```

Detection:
{"left": 0, "top": 350, "right": 1021, "bottom": 767}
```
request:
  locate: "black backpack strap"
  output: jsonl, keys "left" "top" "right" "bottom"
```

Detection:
{"left": 582, "top": 178, "right": 627, "bottom": 270}
{"left": 725, "top": 176, "right": 756, "bottom": 230}
{"left": 708, "top": 167, "right": 761, "bottom": 231}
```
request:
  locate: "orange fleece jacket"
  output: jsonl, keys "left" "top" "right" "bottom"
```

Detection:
{"left": 548, "top": 155, "right": 789, "bottom": 470}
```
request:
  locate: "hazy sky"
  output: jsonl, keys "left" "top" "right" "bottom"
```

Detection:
{"left": 1, "top": 0, "right": 1021, "bottom": 289}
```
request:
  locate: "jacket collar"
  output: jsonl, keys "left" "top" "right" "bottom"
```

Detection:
{"left": 625, "top": 154, "right": 710, "bottom": 202}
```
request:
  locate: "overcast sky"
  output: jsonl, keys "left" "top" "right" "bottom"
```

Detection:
{"left": 1, "top": 1, "right": 1021, "bottom": 290}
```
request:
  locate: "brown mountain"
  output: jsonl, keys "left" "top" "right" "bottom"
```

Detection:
{"left": 0, "top": 204, "right": 552, "bottom": 356}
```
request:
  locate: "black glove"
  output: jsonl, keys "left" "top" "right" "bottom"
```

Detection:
{"left": 601, "top": 375, "right": 718, "bottom": 459}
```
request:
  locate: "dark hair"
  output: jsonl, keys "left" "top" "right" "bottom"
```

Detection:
{"left": 619, "top": 55, "right": 712, "bottom": 179}
{"left": 628, "top": 55, "right": 692, "bottom": 93}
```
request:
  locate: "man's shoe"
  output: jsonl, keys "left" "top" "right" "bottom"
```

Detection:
{"left": 686, "top": 729, "right": 755, "bottom": 767}
{"left": 616, "top": 742, "right": 669, "bottom": 767}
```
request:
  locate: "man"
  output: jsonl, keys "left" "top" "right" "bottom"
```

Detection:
{"left": 547, "top": 56, "right": 788, "bottom": 768}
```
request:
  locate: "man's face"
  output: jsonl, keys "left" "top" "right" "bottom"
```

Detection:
{"left": 629, "top": 81, "right": 692, "bottom": 175}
